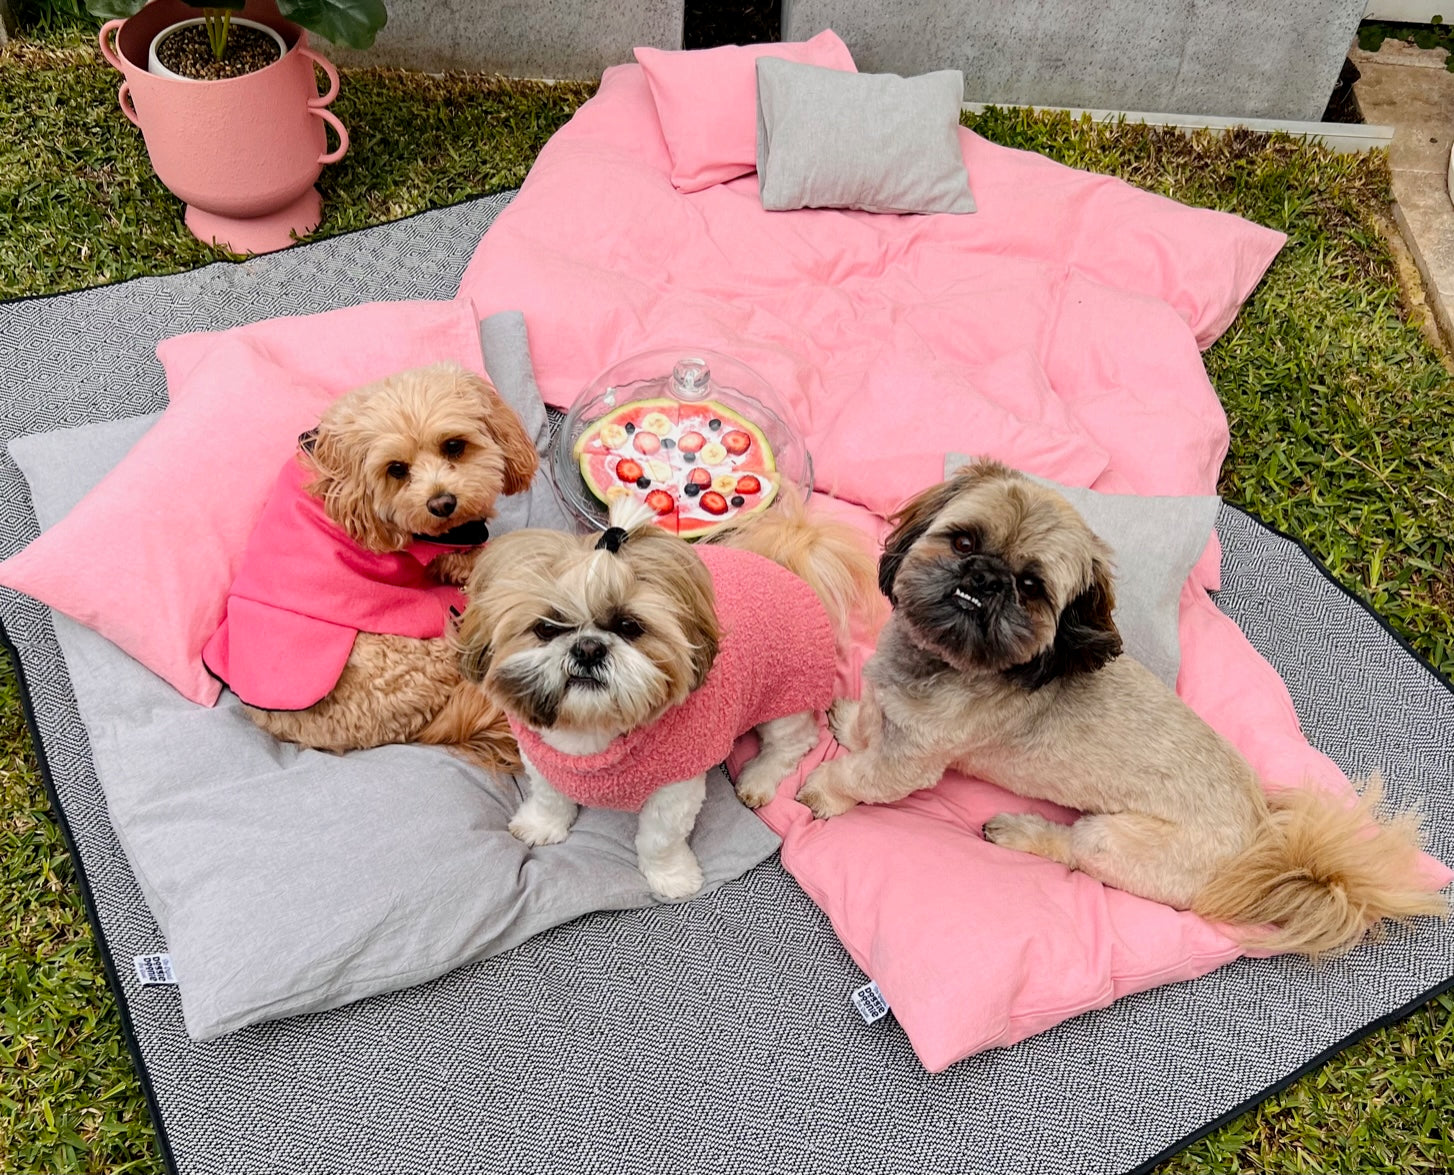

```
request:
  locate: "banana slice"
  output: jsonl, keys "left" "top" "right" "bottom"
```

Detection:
{"left": 649, "top": 459, "right": 672, "bottom": 482}
{"left": 599, "top": 423, "right": 629, "bottom": 449}
{"left": 701, "top": 442, "right": 728, "bottom": 465}
{"left": 641, "top": 412, "right": 673, "bottom": 437}
{"left": 713, "top": 474, "right": 738, "bottom": 493}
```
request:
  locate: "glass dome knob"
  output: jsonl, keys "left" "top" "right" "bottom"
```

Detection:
{"left": 671, "top": 358, "right": 712, "bottom": 401}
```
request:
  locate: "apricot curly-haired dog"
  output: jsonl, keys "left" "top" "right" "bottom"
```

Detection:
{"left": 204, "top": 363, "right": 536, "bottom": 771}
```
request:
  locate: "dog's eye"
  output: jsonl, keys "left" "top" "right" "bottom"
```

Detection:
{"left": 606, "top": 615, "right": 645, "bottom": 641}
{"left": 386, "top": 461, "right": 410, "bottom": 481}
{"left": 532, "top": 619, "right": 571, "bottom": 642}
{"left": 1017, "top": 574, "right": 1043, "bottom": 599}
{"left": 531, "top": 619, "right": 570, "bottom": 642}
{"left": 951, "top": 533, "right": 976, "bottom": 556}
{"left": 441, "top": 438, "right": 467, "bottom": 459}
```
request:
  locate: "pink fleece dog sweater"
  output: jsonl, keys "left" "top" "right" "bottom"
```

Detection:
{"left": 202, "top": 457, "right": 482, "bottom": 711}
{"left": 511, "top": 544, "right": 836, "bottom": 811}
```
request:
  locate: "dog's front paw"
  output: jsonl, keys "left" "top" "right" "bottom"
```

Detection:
{"left": 827, "top": 698, "right": 865, "bottom": 751}
{"left": 508, "top": 804, "right": 573, "bottom": 847}
{"left": 982, "top": 811, "right": 1051, "bottom": 853}
{"left": 641, "top": 846, "right": 704, "bottom": 901}
{"left": 733, "top": 759, "right": 784, "bottom": 809}
{"left": 796, "top": 760, "right": 858, "bottom": 820}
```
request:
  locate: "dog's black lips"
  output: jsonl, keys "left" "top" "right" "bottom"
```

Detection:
{"left": 412, "top": 519, "right": 490, "bottom": 547}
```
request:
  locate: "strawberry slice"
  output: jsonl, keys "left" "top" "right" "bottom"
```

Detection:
{"left": 735, "top": 474, "right": 761, "bottom": 495}
{"left": 699, "top": 491, "right": 729, "bottom": 516}
{"left": 645, "top": 489, "right": 675, "bottom": 515}
{"left": 722, "top": 430, "right": 752, "bottom": 456}
{"left": 633, "top": 431, "right": 662, "bottom": 455}
{"left": 615, "top": 458, "right": 644, "bottom": 483}
{"left": 677, "top": 430, "right": 706, "bottom": 454}
{"left": 686, "top": 467, "right": 712, "bottom": 488}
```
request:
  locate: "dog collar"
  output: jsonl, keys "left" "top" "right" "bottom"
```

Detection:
{"left": 412, "top": 519, "right": 491, "bottom": 548}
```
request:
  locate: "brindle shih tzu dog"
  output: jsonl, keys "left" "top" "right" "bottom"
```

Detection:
{"left": 799, "top": 460, "right": 1446, "bottom": 957}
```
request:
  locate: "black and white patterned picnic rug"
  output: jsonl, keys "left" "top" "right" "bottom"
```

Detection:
{"left": 2, "top": 195, "right": 1452, "bottom": 1175}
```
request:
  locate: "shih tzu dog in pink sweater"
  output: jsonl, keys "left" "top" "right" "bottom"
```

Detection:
{"left": 454, "top": 497, "right": 874, "bottom": 899}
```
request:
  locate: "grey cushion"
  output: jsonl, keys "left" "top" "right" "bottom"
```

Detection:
{"left": 4, "top": 312, "right": 780, "bottom": 1042}
{"left": 755, "top": 58, "right": 976, "bottom": 215}
{"left": 946, "top": 453, "right": 1220, "bottom": 687}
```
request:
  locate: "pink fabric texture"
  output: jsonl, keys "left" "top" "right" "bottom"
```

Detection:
{"left": 511, "top": 545, "right": 836, "bottom": 811}
{"left": 0, "top": 300, "right": 489, "bottom": 706}
{"left": 634, "top": 30, "right": 856, "bottom": 193}
{"left": 458, "top": 64, "right": 1451, "bottom": 1071}
{"left": 202, "top": 458, "right": 477, "bottom": 711}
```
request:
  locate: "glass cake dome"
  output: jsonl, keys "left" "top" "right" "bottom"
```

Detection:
{"left": 550, "top": 347, "right": 813, "bottom": 537}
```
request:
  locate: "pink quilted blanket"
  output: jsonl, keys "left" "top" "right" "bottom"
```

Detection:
{"left": 458, "top": 64, "right": 1451, "bottom": 1071}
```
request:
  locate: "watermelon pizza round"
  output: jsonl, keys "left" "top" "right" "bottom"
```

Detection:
{"left": 573, "top": 397, "right": 780, "bottom": 536}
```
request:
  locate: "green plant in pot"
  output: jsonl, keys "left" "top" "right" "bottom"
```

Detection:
{"left": 88, "top": 0, "right": 387, "bottom": 80}
{"left": 93, "top": 0, "right": 386, "bottom": 254}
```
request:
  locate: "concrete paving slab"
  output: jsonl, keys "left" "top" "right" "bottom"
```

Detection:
{"left": 1355, "top": 43, "right": 1454, "bottom": 347}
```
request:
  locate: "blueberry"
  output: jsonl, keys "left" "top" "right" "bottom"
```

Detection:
{"left": 730, "top": 495, "right": 745, "bottom": 507}
{"left": 708, "top": 418, "right": 722, "bottom": 430}
{"left": 624, "top": 422, "right": 635, "bottom": 434}
{"left": 682, "top": 452, "right": 695, "bottom": 463}
{"left": 684, "top": 483, "right": 701, "bottom": 497}
{"left": 636, "top": 477, "right": 650, "bottom": 489}
{"left": 661, "top": 437, "right": 675, "bottom": 449}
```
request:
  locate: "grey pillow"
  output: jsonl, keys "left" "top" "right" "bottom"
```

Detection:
{"left": 756, "top": 58, "right": 976, "bottom": 215}
{"left": 3, "top": 312, "right": 780, "bottom": 1042}
{"left": 945, "top": 453, "right": 1220, "bottom": 687}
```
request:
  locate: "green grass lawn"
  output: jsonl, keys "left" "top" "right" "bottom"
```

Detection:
{"left": 3, "top": 24, "right": 1454, "bottom": 1175}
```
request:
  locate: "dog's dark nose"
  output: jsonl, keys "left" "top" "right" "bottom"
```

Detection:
{"left": 965, "top": 559, "right": 1011, "bottom": 596}
{"left": 571, "top": 637, "right": 608, "bottom": 668}
{"left": 427, "top": 493, "right": 457, "bottom": 518}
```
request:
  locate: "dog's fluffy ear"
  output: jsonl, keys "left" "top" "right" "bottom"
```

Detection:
{"left": 461, "top": 371, "right": 538, "bottom": 497}
{"left": 1005, "top": 552, "right": 1122, "bottom": 690}
{"left": 304, "top": 402, "right": 399, "bottom": 552}
{"left": 452, "top": 602, "right": 494, "bottom": 686}
{"left": 879, "top": 461, "right": 1010, "bottom": 603}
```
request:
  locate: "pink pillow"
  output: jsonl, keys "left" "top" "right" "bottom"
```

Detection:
{"left": 634, "top": 30, "right": 857, "bottom": 193}
{"left": 0, "top": 300, "right": 489, "bottom": 705}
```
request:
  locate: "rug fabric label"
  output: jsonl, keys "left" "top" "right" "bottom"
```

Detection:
{"left": 134, "top": 953, "right": 176, "bottom": 986}
{"left": 851, "top": 980, "right": 889, "bottom": 1024}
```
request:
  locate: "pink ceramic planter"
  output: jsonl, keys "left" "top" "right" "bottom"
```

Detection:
{"left": 99, "top": 0, "right": 349, "bottom": 255}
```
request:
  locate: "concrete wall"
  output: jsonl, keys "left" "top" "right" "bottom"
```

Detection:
{"left": 782, "top": 0, "right": 1367, "bottom": 122}
{"left": 314, "top": 0, "right": 683, "bottom": 78}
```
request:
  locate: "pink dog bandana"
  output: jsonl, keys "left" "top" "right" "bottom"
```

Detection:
{"left": 203, "top": 457, "right": 482, "bottom": 711}
{"left": 511, "top": 544, "right": 837, "bottom": 811}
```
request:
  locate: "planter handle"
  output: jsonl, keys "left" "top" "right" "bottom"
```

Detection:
{"left": 310, "top": 107, "right": 349, "bottom": 165}
{"left": 117, "top": 82, "right": 141, "bottom": 127}
{"left": 98, "top": 18, "right": 126, "bottom": 73}
{"left": 297, "top": 46, "right": 341, "bottom": 108}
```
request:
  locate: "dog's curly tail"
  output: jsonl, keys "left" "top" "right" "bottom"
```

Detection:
{"left": 1193, "top": 774, "right": 1448, "bottom": 958}
{"left": 416, "top": 682, "right": 524, "bottom": 775}
{"left": 705, "top": 487, "right": 880, "bottom": 644}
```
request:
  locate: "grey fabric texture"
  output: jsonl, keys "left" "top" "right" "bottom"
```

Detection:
{"left": 755, "top": 57, "right": 976, "bottom": 214}
{"left": 947, "top": 451, "right": 1220, "bottom": 686}
{"left": 2, "top": 197, "right": 1451, "bottom": 1175}
{"left": 4, "top": 303, "right": 780, "bottom": 1043}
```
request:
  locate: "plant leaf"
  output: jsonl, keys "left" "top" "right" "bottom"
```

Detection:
{"left": 84, "top": 0, "right": 149, "bottom": 19}
{"left": 276, "top": 0, "right": 388, "bottom": 49}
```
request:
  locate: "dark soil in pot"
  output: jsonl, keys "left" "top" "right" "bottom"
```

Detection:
{"left": 155, "top": 23, "right": 282, "bottom": 80}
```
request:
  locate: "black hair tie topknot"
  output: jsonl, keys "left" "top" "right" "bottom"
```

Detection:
{"left": 596, "top": 526, "right": 629, "bottom": 553}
